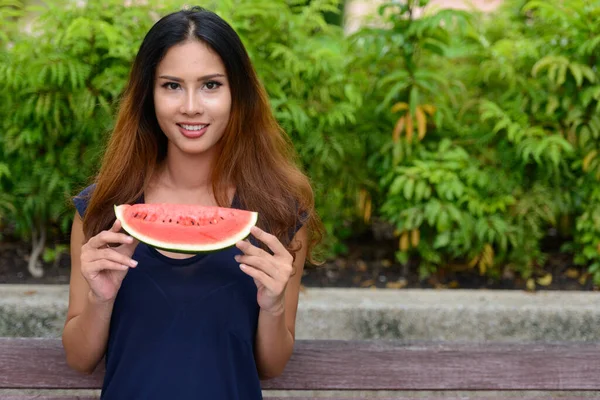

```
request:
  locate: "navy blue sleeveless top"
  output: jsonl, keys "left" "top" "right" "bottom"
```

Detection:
{"left": 73, "top": 185, "right": 301, "bottom": 400}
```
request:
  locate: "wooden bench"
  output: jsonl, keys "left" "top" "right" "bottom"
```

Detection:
{"left": 1, "top": 338, "right": 600, "bottom": 399}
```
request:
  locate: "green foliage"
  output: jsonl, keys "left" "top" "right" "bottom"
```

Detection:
{"left": 0, "top": 0, "right": 25, "bottom": 42}
{"left": 3, "top": 0, "right": 600, "bottom": 284}
{"left": 0, "top": 0, "right": 160, "bottom": 274}
{"left": 42, "top": 243, "right": 68, "bottom": 264}
{"left": 353, "top": 0, "right": 600, "bottom": 284}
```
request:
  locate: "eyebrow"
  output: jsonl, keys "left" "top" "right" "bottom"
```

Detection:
{"left": 157, "top": 73, "right": 226, "bottom": 82}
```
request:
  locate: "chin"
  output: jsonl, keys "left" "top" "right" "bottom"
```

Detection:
{"left": 175, "top": 141, "right": 219, "bottom": 156}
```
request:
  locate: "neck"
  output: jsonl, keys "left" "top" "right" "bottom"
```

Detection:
{"left": 159, "top": 144, "right": 217, "bottom": 191}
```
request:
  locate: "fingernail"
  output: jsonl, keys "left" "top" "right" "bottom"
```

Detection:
{"left": 234, "top": 255, "right": 240, "bottom": 262}
{"left": 130, "top": 260, "right": 138, "bottom": 267}
{"left": 127, "top": 236, "right": 134, "bottom": 242}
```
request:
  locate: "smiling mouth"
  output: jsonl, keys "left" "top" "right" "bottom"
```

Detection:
{"left": 178, "top": 123, "right": 209, "bottom": 131}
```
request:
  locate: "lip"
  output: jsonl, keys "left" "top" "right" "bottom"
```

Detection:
{"left": 177, "top": 123, "right": 209, "bottom": 139}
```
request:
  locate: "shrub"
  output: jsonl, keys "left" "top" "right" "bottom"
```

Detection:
{"left": 0, "top": 0, "right": 161, "bottom": 276}
{"left": 351, "top": 0, "right": 600, "bottom": 286}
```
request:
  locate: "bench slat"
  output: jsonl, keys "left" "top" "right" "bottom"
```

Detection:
{"left": 0, "top": 338, "right": 103, "bottom": 389}
{"left": 265, "top": 340, "right": 600, "bottom": 391}
{"left": 1, "top": 338, "right": 600, "bottom": 390}
{"left": 0, "top": 397, "right": 98, "bottom": 400}
{"left": 0, "top": 397, "right": 598, "bottom": 400}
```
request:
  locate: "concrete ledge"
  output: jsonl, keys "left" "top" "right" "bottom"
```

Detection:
{"left": 1, "top": 285, "right": 600, "bottom": 341}
{"left": 294, "top": 288, "right": 600, "bottom": 342}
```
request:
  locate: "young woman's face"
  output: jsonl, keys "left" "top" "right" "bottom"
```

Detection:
{"left": 153, "top": 39, "right": 231, "bottom": 157}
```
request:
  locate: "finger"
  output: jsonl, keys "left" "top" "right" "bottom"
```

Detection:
{"left": 249, "top": 226, "right": 290, "bottom": 258}
{"left": 110, "top": 219, "right": 122, "bottom": 232}
{"left": 88, "top": 230, "right": 134, "bottom": 249}
{"left": 239, "top": 264, "right": 276, "bottom": 289}
{"left": 85, "top": 260, "right": 130, "bottom": 275}
{"left": 117, "top": 235, "right": 140, "bottom": 252}
{"left": 94, "top": 248, "right": 138, "bottom": 267}
{"left": 235, "top": 255, "right": 278, "bottom": 278}
{"left": 235, "top": 239, "right": 269, "bottom": 258}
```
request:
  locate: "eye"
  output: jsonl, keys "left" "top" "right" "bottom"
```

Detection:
{"left": 162, "top": 82, "right": 180, "bottom": 90}
{"left": 204, "top": 81, "right": 223, "bottom": 90}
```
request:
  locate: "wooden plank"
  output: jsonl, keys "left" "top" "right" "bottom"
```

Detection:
{"left": 261, "top": 340, "right": 600, "bottom": 391}
{"left": 0, "top": 397, "right": 98, "bottom": 400}
{"left": 0, "top": 338, "right": 104, "bottom": 389}
{"left": 0, "top": 397, "right": 388, "bottom": 400}
{"left": 264, "top": 398, "right": 599, "bottom": 400}
{"left": 1, "top": 397, "right": 598, "bottom": 400}
{"left": 1, "top": 338, "right": 600, "bottom": 390}
{"left": 264, "top": 398, "right": 600, "bottom": 400}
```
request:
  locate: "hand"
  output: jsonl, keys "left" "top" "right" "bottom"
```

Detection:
{"left": 80, "top": 219, "right": 139, "bottom": 304}
{"left": 235, "top": 226, "right": 294, "bottom": 316}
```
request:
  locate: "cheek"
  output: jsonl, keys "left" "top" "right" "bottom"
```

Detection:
{"left": 153, "top": 91, "right": 179, "bottom": 119}
{"left": 205, "top": 93, "right": 231, "bottom": 121}
{"left": 153, "top": 92, "right": 166, "bottom": 120}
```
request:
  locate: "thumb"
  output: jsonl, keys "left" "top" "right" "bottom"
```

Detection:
{"left": 110, "top": 218, "right": 122, "bottom": 232}
{"left": 111, "top": 219, "right": 139, "bottom": 254}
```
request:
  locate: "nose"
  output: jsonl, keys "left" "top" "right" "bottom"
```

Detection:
{"left": 180, "top": 90, "right": 203, "bottom": 115}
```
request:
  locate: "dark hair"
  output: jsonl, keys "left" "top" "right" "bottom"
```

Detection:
{"left": 83, "top": 6, "right": 324, "bottom": 263}
{"left": 134, "top": 6, "right": 258, "bottom": 161}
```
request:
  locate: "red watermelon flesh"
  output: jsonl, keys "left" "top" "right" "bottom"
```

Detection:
{"left": 114, "top": 203, "right": 258, "bottom": 253}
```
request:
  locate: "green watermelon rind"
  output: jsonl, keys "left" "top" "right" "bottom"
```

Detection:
{"left": 114, "top": 204, "right": 258, "bottom": 254}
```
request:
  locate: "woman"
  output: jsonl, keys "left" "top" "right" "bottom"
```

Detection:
{"left": 62, "top": 6, "right": 323, "bottom": 399}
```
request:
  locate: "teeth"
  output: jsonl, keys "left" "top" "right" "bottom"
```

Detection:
{"left": 181, "top": 124, "right": 207, "bottom": 131}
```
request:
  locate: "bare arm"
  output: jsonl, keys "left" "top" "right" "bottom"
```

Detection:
{"left": 252, "top": 226, "right": 308, "bottom": 379}
{"left": 61, "top": 213, "right": 138, "bottom": 374}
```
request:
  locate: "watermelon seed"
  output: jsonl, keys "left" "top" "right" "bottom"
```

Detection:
{"left": 220, "top": 216, "right": 224, "bottom": 220}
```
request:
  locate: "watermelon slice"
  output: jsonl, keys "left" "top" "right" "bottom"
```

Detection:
{"left": 114, "top": 203, "right": 258, "bottom": 253}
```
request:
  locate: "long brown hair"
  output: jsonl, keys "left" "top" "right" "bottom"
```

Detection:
{"left": 80, "top": 7, "right": 323, "bottom": 263}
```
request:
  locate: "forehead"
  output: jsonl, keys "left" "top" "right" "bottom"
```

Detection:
{"left": 156, "top": 40, "right": 226, "bottom": 76}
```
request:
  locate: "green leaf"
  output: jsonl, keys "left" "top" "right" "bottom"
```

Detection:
{"left": 569, "top": 63, "right": 583, "bottom": 87}
{"left": 409, "top": 86, "right": 419, "bottom": 117}
{"left": 433, "top": 231, "right": 451, "bottom": 248}
{"left": 403, "top": 178, "right": 415, "bottom": 200}
{"left": 415, "top": 180, "right": 428, "bottom": 201}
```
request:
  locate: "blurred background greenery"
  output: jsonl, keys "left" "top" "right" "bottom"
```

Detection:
{"left": 1, "top": 0, "right": 599, "bottom": 288}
